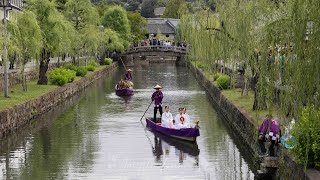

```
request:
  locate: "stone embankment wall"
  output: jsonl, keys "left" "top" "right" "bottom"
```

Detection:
{"left": 0, "top": 63, "right": 118, "bottom": 138}
{"left": 187, "top": 61, "right": 318, "bottom": 180}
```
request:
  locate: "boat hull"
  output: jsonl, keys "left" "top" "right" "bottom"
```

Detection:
{"left": 146, "top": 118, "right": 200, "bottom": 142}
{"left": 115, "top": 88, "right": 134, "bottom": 96}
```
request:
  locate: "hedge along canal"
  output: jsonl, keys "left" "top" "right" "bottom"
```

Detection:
{"left": 0, "top": 63, "right": 118, "bottom": 138}
{"left": 185, "top": 61, "right": 319, "bottom": 180}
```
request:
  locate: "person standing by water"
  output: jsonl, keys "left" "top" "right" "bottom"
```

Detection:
{"left": 258, "top": 115, "right": 272, "bottom": 156}
{"left": 268, "top": 118, "right": 281, "bottom": 157}
{"left": 151, "top": 85, "right": 163, "bottom": 123}
{"left": 124, "top": 69, "right": 133, "bottom": 81}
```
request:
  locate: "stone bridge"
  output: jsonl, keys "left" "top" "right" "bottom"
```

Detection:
{"left": 121, "top": 46, "right": 187, "bottom": 65}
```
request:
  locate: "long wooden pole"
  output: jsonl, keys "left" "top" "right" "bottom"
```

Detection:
{"left": 119, "top": 57, "right": 127, "bottom": 71}
{"left": 140, "top": 100, "right": 153, "bottom": 122}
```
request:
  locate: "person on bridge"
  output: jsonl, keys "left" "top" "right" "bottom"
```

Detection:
{"left": 151, "top": 85, "right": 163, "bottom": 123}
{"left": 124, "top": 69, "right": 133, "bottom": 81}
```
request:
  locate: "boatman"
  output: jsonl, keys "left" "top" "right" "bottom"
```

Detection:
{"left": 124, "top": 69, "right": 133, "bottom": 81}
{"left": 151, "top": 85, "right": 163, "bottom": 123}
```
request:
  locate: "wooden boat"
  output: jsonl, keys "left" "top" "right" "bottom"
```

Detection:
{"left": 115, "top": 86, "right": 134, "bottom": 96}
{"left": 150, "top": 128, "right": 200, "bottom": 156}
{"left": 146, "top": 118, "right": 200, "bottom": 142}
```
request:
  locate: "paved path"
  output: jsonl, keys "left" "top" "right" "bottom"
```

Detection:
{"left": 0, "top": 56, "right": 89, "bottom": 75}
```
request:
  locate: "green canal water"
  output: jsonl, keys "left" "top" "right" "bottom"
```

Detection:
{"left": 0, "top": 64, "right": 255, "bottom": 179}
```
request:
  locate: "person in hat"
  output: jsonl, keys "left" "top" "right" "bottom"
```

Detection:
{"left": 151, "top": 85, "right": 163, "bottom": 123}
{"left": 124, "top": 69, "right": 133, "bottom": 81}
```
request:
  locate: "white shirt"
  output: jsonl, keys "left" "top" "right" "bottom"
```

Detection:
{"left": 184, "top": 113, "right": 191, "bottom": 128}
{"left": 161, "top": 112, "right": 173, "bottom": 128}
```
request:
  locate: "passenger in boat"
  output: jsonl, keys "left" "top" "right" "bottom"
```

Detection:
{"left": 268, "top": 118, "right": 281, "bottom": 157}
{"left": 258, "top": 115, "right": 272, "bottom": 156}
{"left": 161, "top": 106, "right": 173, "bottom": 128}
{"left": 175, "top": 108, "right": 188, "bottom": 129}
{"left": 183, "top": 108, "right": 191, "bottom": 128}
{"left": 124, "top": 69, "right": 133, "bottom": 81}
{"left": 151, "top": 85, "right": 164, "bottom": 123}
{"left": 171, "top": 120, "right": 177, "bottom": 129}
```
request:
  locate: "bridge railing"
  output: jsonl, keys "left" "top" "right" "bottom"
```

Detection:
{"left": 124, "top": 45, "right": 188, "bottom": 54}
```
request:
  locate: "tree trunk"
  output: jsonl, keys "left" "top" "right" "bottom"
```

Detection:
{"left": 37, "top": 48, "right": 50, "bottom": 85}
{"left": 57, "top": 56, "right": 60, "bottom": 67}
{"left": 21, "top": 53, "right": 27, "bottom": 92}
{"left": 252, "top": 74, "right": 259, "bottom": 110}
{"left": 242, "top": 77, "right": 248, "bottom": 96}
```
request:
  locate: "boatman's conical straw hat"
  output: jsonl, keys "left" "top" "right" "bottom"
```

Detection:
{"left": 153, "top": 85, "right": 162, "bottom": 89}
{"left": 127, "top": 69, "right": 132, "bottom": 72}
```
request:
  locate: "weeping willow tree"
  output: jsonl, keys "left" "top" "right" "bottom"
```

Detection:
{"left": 179, "top": 0, "right": 320, "bottom": 168}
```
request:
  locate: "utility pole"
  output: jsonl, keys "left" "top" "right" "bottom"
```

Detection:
{"left": 1, "top": 0, "right": 23, "bottom": 97}
{"left": 2, "top": 6, "right": 8, "bottom": 97}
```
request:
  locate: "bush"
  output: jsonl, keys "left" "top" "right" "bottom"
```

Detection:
{"left": 86, "top": 65, "right": 96, "bottom": 71}
{"left": 197, "top": 63, "right": 205, "bottom": 70}
{"left": 104, "top": 58, "right": 112, "bottom": 65}
{"left": 291, "top": 106, "right": 320, "bottom": 168}
{"left": 48, "top": 68, "right": 76, "bottom": 86}
{"left": 88, "top": 60, "right": 98, "bottom": 67}
{"left": 75, "top": 66, "right": 87, "bottom": 77}
{"left": 64, "top": 64, "right": 88, "bottom": 77}
{"left": 216, "top": 74, "right": 231, "bottom": 90}
{"left": 213, "top": 73, "right": 220, "bottom": 81}
{"left": 64, "top": 64, "right": 77, "bottom": 71}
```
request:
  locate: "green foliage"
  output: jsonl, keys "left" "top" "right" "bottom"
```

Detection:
{"left": 125, "top": 0, "right": 140, "bottom": 11}
{"left": 28, "top": 0, "right": 73, "bottom": 54}
{"left": 102, "top": 6, "right": 131, "bottom": 44}
{"left": 104, "top": 58, "right": 112, "bottom": 65}
{"left": 64, "top": 0, "right": 100, "bottom": 54}
{"left": 213, "top": 73, "right": 220, "bottom": 81}
{"left": 162, "top": 0, "right": 189, "bottom": 18}
{"left": 127, "top": 12, "right": 147, "bottom": 42}
{"left": 87, "top": 65, "right": 96, "bottom": 71}
{"left": 216, "top": 75, "right": 231, "bottom": 90}
{"left": 104, "top": 28, "right": 125, "bottom": 51}
{"left": 197, "top": 63, "right": 205, "bottom": 70}
{"left": 88, "top": 60, "right": 98, "bottom": 67}
{"left": 75, "top": 66, "right": 88, "bottom": 77}
{"left": 64, "top": 64, "right": 88, "bottom": 76}
{"left": 48, "top": 68, "right": 76, "bottom": 86}
{"left": 141, "top": 0, "right": 156, "bottom": 18}
{"left": 64, "top": 64, "right": 78, "bottom": 71}
{"left": 291, "top": 106, "right": 320, "bottom": 168}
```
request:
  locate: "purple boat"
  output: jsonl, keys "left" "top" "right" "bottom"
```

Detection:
{"left": 146, "top": 118, "right": 200, "bottom": 142}
{"left": 115, "top": 87, "right": 134, "bottom": 96}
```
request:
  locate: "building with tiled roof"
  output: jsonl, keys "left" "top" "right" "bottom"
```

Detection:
{"left": 145, "top": 18, "right": 180, "bottom": 39}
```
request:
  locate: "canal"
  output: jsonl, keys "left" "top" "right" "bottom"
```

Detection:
{"left": 0, "top": 64, "right": 255, "bottom": 179}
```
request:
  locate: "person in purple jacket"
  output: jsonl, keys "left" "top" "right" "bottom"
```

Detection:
{"left": 124, "top": 69, "right": 132, "bottom": 81}
{"left": 258, "top": 115, "right": 272, "bottom": 156}
{"left": 268, "top": 118, "right": 281, "bottom": 156}
{"left": 151, "top": 85, "right": 163, "bottom": 123}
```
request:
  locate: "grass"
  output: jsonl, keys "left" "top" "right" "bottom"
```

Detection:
{"left": 192, "top": 61, "right": 282, "bottom": 126}
{"left": 222, "top": 87, "right": 282, "bottom": 126}
{"left": 0, "top": 80, "right": 59, "bottom": 111}
{"left": 0, "top": 65, "right": 108, "bottom": 111}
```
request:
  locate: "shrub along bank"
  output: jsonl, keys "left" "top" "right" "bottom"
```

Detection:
{"left": 49, "top": 60, "right": 100, "bottom": 86}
